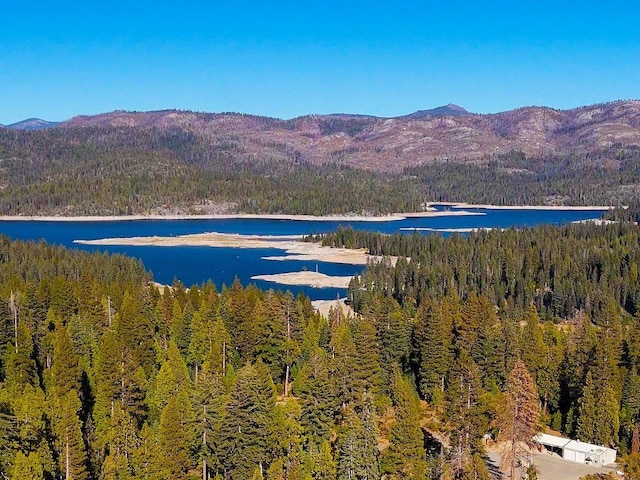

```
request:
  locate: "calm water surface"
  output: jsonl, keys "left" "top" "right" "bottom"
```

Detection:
{"left": 0, "top": 206, "right": 605, "bottom": 300}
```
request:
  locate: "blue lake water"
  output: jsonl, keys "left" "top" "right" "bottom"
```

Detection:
{"left": 0, "top": 206, "right": 605, "bottom": 300}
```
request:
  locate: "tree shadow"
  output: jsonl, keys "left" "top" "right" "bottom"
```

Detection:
{"left": 484, "top": 453, "right": 504, "bottom": 480}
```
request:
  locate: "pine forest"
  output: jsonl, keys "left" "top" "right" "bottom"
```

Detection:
{"left": 1, "top": 214, "right": 640, "bottom": 479}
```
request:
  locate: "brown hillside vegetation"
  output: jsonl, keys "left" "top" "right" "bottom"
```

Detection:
{"left": 62, "top": 100, "right": 640, "bottom": 172}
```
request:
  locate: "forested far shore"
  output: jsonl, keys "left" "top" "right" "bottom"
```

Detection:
{"left": 1, "top": 125, "right": 640, "bottom": 215}
{"left": 308, "top": 222, "right": 640, "bottom": 319}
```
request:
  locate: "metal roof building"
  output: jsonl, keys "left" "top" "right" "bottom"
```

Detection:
{"left": 533, "top": 433, "right": 617, "bottom": 466}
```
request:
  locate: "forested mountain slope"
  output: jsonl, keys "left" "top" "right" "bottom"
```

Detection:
{"left": 1, "top": 101, "right": 640, "bottom": 215}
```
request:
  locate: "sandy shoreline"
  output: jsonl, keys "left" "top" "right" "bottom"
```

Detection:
{"left": 0, "top": 213, "right": 408, "bottom": 222}
{"left": 0, "top": 204, "right": 613, "bottom": 223}
{"left": 0, "top": 208, "right": 488, "bottom": 223}
{"left": 252, "top": 271, "right": 353, "bottom": 289}
{"left": 74, "top": 232, "right": 386, "bottom": 266}
{"left": 311, "top": 298, "right": 354, "bottom": 318}
{"left": 427, "top": 202, "right": 613, "bottom": 211}
{"left": 400, "top": 227, "right": 495, "bottom": 233}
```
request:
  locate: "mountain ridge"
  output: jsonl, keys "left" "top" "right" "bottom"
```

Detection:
{"left": 5, "top": 118, "right": 59, "bottom": 130}
{"left": 55, "top": 99, "right": 640, "bottom": 171}
{"left": 400, "top": 103, "right": 471, "bottom": 119}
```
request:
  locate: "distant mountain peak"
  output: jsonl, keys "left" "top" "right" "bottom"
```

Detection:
{"left": 400, "top": 104, "right": 471, "bottom": 119}
{"left": 5, "top": 118, "right": 59, "bottom": 131}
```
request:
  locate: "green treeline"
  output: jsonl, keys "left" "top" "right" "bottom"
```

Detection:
{"left": 1, "top": 126, "right": 639, "bottom": 215}
{"left": 311, "top": 222, "right": 640, "bottom": 320}
{"left": 1, "top": 221, "right": 640, "bottom": 478}
{"left": 337, "top": 222, "right": 640, "bottom": 455}
{"left": 606, "top": 200, "right": 640, "bottom": 224}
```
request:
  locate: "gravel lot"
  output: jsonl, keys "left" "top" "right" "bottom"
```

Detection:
{"left": 487, "top": 449, "right": 621, "bottom": 480}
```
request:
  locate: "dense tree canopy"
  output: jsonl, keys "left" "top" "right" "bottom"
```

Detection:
{"left": 1, "top": 213, "right": 640, "bottom": 478}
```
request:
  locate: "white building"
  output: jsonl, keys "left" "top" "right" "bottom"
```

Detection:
{"left": 534, "top": 433, "right": 617, "bottom": 466}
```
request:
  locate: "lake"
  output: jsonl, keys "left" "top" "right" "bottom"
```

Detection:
{"left": 0, "top": 206, "right": 606, "bottom": 300}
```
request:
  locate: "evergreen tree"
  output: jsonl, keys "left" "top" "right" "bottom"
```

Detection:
{"left": 148, "top": 340, "right": 191, "bottom": 422}
{"left": 170, "top": 300, "right": 191, "bottom": 356}
{"left": 293, "top": 347, "right": 336, "bottom": 446}
{"left": 51, "top": 319, "right": 82, "bottom": 399}
{"left": 206, "top": 316, "right": 232, "bottom": 376}
{"left": 130, "top": 424, "right": 163, "bottom": 480}
{"left": 414, "top": 297, "right": 455, "bottom": 404}
{"left": 372, "top": 297, "right": 411, "bottom": 374}
{"left": 157, "top": 393, "right": 196, "bottom": 479}
{"left": 99, "top": 402, "right": 139, "bottom": 480}
{"left": 350, "top": 317, "right": 385, "bottom": 407}
{"left": 2, "top": 321, "right": 37, "bottom": 392}
{"left": 11, "top": 451, "right": 44, "bottom": 480}
{"left": 336, "top": 398, "right": 379, "bottom": 480}
{"left": 254, "top": 292, "right": 287, "bottom": 380}
{"left": 445, "top": 351, "right": 483, "bottom": 478}
{"left": 11, "top": 384, "right": 55, "bottom": 476}
{"left": 218, "top": 362, "right": 276, "bottom": 478}
{"left": 381, "top": 373, "right": 428, "bottom": 479}
{"left": 312, "top": 440, "right": 337, "bottom": 480}
{"left": 50, "top": 390, "right": 89, "bottom": 480}
{"left": 116, "top": 291, "right": 156, "bottom": 375}
{"left": 188, "top": 306, "right": 212, "bottom": 384}
{"left": 499, "top": 360, "right": 539, "bottom": 480}
{"left": 577, "top": 371, "right": 620, "bottom": 447}
{"left": 192, "top": 365, "right": 228, "bottom": 479}
{"left": 520, "top": 306, "right": 544, "bottom": 376}
{"left": 267, "top": 399, "right": 306, "bottom": 480}
{"left": 330, "top": 322, "right": 359, "bottom": 409}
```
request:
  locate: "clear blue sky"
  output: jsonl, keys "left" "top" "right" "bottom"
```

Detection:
{"left": 2, "top": 1, "right": 639, "bottom": 123}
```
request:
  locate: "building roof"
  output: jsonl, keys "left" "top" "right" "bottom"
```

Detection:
{"left": 534, "top": 433, "right": 615, "bottom": 457}
{"left": 534, "top": 433, "right": 571, "bottom": 449}
{"left": 564, "top": 440, "right": 609, "bottom": 456}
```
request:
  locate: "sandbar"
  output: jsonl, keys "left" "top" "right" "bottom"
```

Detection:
{"left": 74, "top": 232, "right": 389, "bottom": 266}
{"left": 252, "top": 271, "right": 353, "bottom": 289}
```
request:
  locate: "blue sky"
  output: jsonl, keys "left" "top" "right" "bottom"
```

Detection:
{"left": 2, "top": 1, "right": 639, "bottom": 123}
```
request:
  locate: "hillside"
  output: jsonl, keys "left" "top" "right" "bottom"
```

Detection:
{"left": 57, "top": 100, "right": 640, "bottom": 171}
{"left": 1, "top": 101, "right": 640, "bottom": 215}
{"left": 5, "top": 118, "right": 59, "bottom": 131}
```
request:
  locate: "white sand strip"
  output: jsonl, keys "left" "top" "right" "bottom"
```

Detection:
{"left": 252, "top": 271, "right": 353, "bottom": 289}
{"left": 0, "top": 213, "right": 405, "bottom": 222}
{"left": 400, "top": 227, "right": 494, "bottom": 233}
{"left": 427, "top": 202, "right": 613, "bottom": 211}
{"left": 0, "top": 208, "right": 489, "bottom": 223}
{"left": 74, "top": 232, "right": 389, "bottom": 266}
{"left": 401, "top": 210, "right": 485, "bottom": 217}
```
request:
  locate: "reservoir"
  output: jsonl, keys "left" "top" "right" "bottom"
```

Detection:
{"left": 0, "top": 205, "right": 606, "bottom": 300}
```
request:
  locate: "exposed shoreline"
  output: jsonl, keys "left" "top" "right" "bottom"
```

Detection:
{"left": 74, "top": 232, "right": 388, "bottom": 266}
{"left": 426, "top": 202, "right": 613, "bottom": 211}
{"left": 0, "top": 202, "right": 612, "bottom": 223}
{"left": 400, "top": 227, "right": 497, "bottom": 233}
{"left": 0, "top": 202, "right": 612, "bottom": 222}
{"left": 311, "top": 298, "right": 354, "bottom": 318}
{"left": 0, "top": 212, "right": 413, "bottom": 222}
{"left": 251, "top": 271, "right": 353, "bottom": 289}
